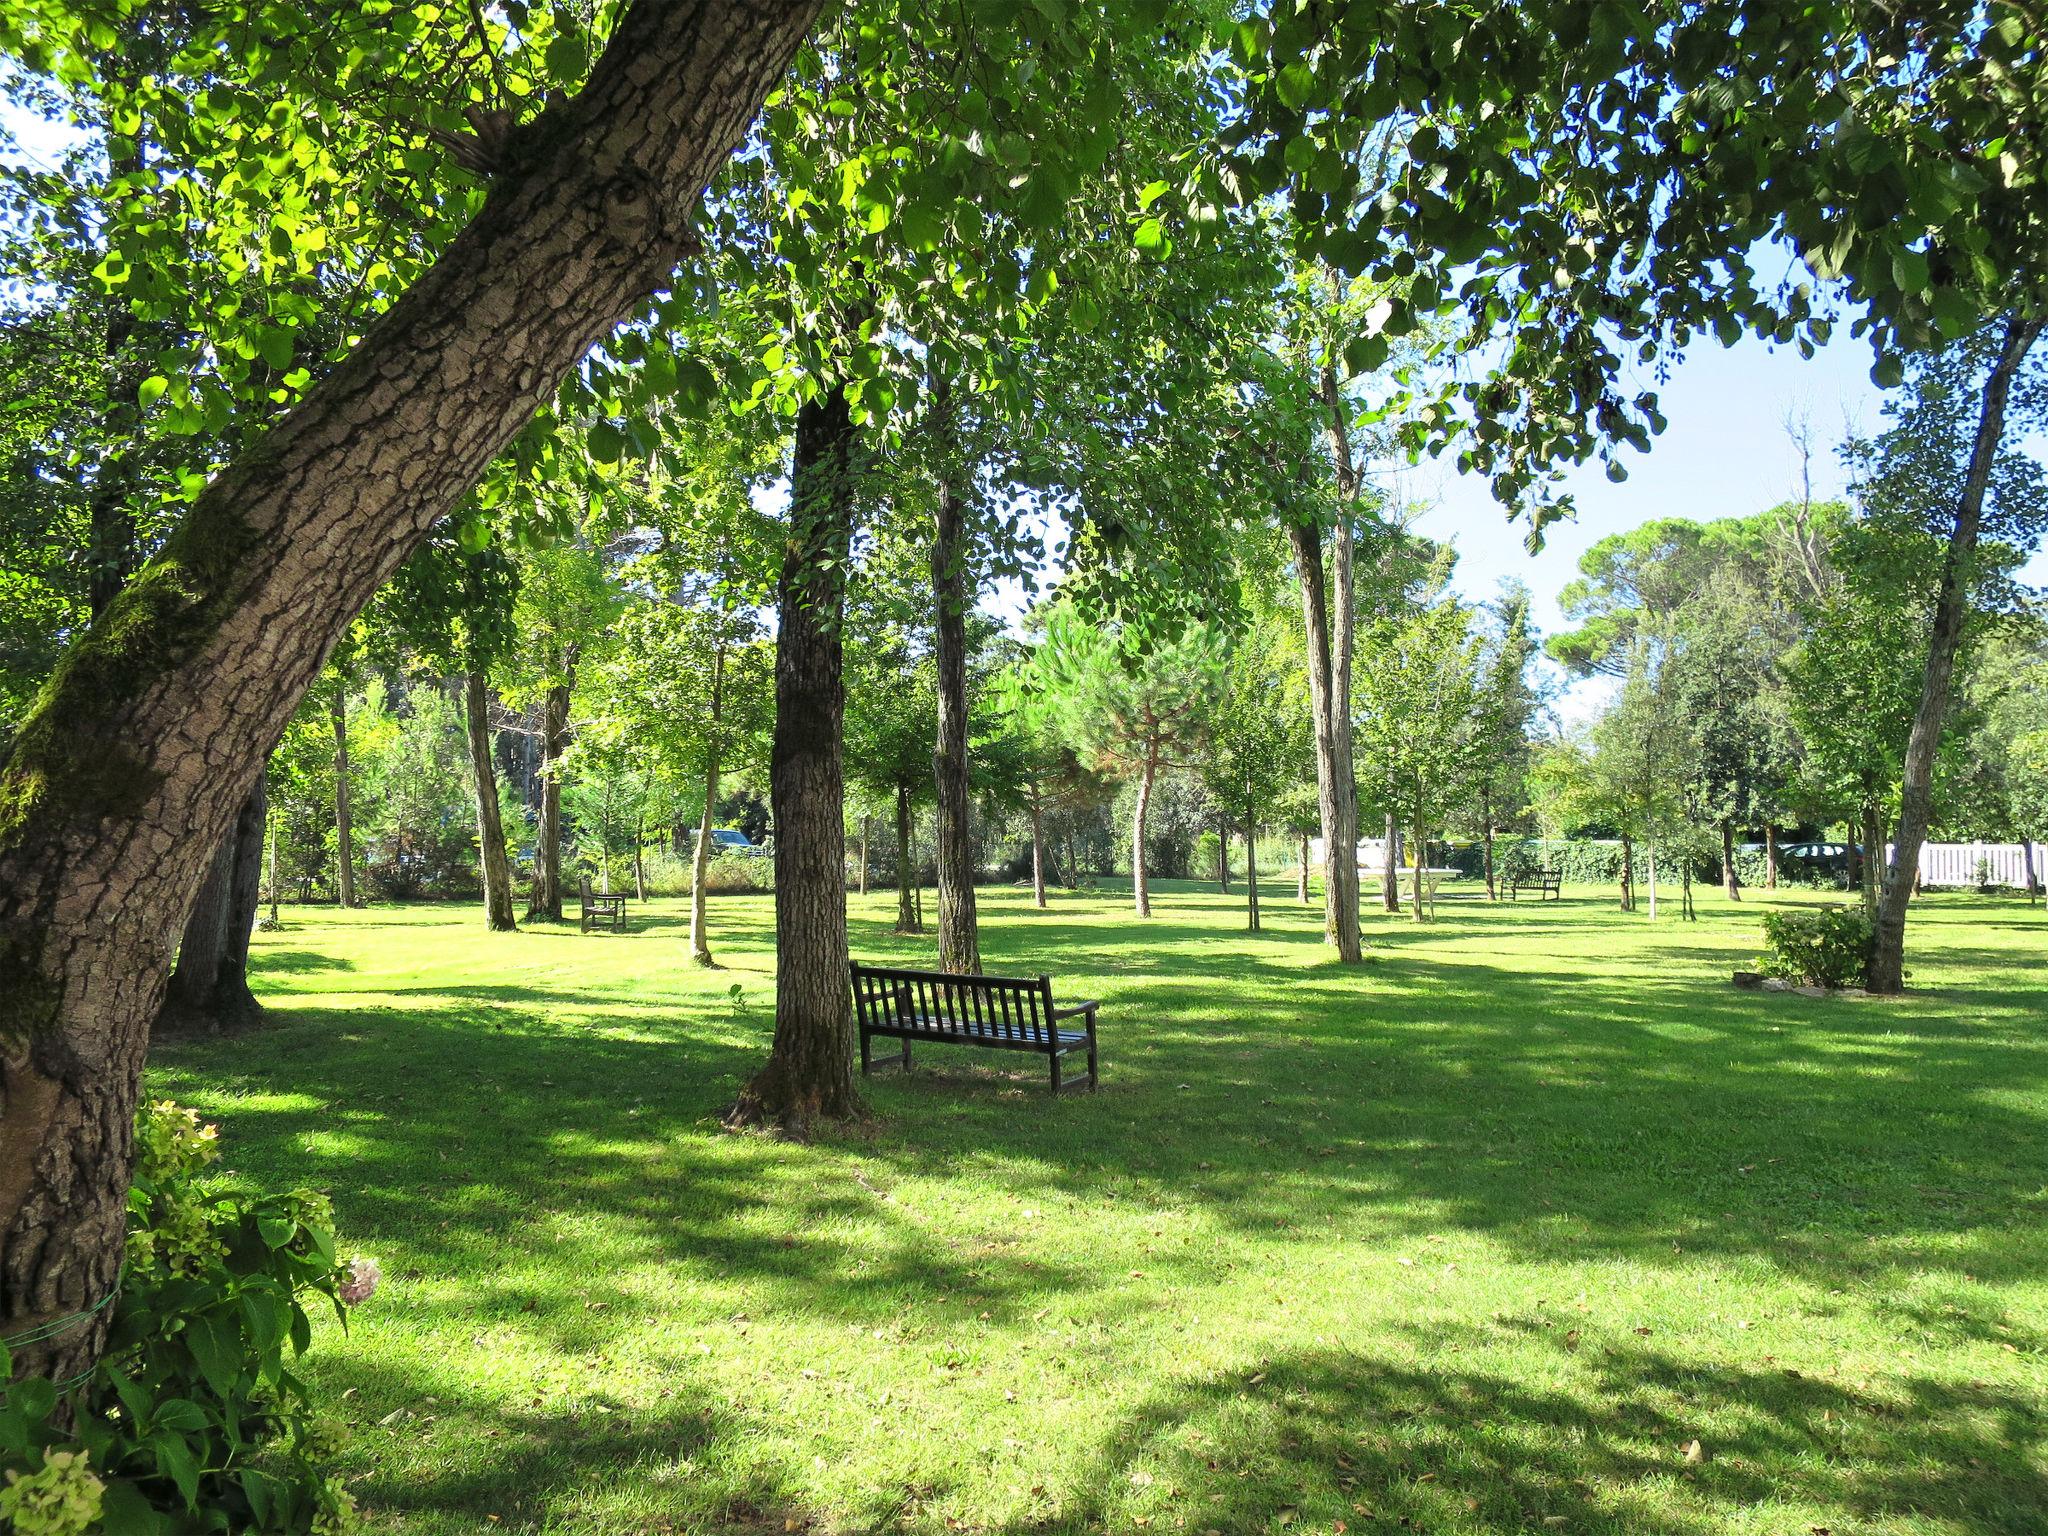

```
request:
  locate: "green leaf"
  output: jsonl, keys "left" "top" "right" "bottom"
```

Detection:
{"left": 1870, "top": 352, "right": 1905, "bottom": 389}
{"left": 543, "top": 33, "right": 588, "bottom": 81}
{"left": 1890, "top": 246, "right": 1930, "bottom": 294}
{"left": 1133, "top": 218, "right": 1166, "bottom": 252}
{"left": 137, "top": 375, "right": 168, "bottom": 410}
{"left": 587, "top": 421, "right": 625, "bottom": 464}
{"left": 1275, "top": 63, "right": 1314, "bottom": 111}
{"left": 1137, "top": 179, "right": 1169, "bottom": 210}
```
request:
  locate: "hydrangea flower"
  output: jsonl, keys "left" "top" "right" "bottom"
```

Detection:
{"left": 338, "top": 1257, "right": 380, "bottom": 1305}
{"left": 0, "top": 1449, "right": 106, "bottom": 1536}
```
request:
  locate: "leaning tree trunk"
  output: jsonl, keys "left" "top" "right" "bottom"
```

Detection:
{"left": 689, "top": 644, "right": 726, "bottom": 966}
{"left": 1029, "top": 794, "right": 1048, "bottom": 909}
{"left": 464, "top": 670, "right": 517, "bottom": 932}
{"left": 0, "top": 0, "right": 822, "bottom": 1389}
{"left": 1244, "top": 821, "right": 1261, "bottom": 932}
{"left": 728, "top": 385, "right": 863, "bottom": 1130}
{"left": 1286, "top": 519, "right": 1362, "bottom": 959}
{"left": 929, "top": 446, "right": 982, "bottom": 974}
{"left": 1871, "top": 315, "right": 2045, "bottom": 993}
{"left": 331, "top": 690, "right": 356, "bottom": 908}
{"left": 1721, "top": 819, "right": 1741, "bottom": 901}
{"left": 1132, "top": 748, "right": 1158, "bottom": 918}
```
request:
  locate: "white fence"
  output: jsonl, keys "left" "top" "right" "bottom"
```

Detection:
{"left": 1898, "top": 842, "right": 2040, "bottom": 888}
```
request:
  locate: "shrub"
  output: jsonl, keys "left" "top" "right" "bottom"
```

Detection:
{"left": 699, "top": 852, "right": 773, "bottom": 894}
{"left": 1756, "top": 907, "right": 1873, "bottom": 988}
{"left": 0, "top": 1101, "right": 370, "bottom": 1533}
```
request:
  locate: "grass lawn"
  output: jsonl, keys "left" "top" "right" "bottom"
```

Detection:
{"left": 148, "top": 879, "right": 2048, "bottom": 1535}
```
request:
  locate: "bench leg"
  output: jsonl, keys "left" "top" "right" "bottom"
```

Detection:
{"left": 1049, "top": 1051, "right": 1061, "bottom": 1095}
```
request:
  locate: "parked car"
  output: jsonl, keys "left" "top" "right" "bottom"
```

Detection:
{"left": 710, "top": 828, "right": 771, "bottom": 859}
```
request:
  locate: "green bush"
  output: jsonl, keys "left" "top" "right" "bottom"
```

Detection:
{"left": 1, "top": 1101, "right": 368, "bottom": 1533}
{"left": 1756, "top": 907, "right": 1873, "bottom": 988}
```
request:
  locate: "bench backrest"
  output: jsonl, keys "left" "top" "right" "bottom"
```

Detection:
{"left": 850, "top": 962, "right": 1057, "bottom": 1044}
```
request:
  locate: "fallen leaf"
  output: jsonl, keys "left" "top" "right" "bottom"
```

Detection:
{"left": 1682, "top": 1439, "right": 1706, "bottom": 1465}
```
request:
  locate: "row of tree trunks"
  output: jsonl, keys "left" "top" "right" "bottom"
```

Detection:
{"left": 157, "top": 779, "right": 268, "bottom": 1033}
{"left": 1287, "top": 519, "right": 1363, "bottom": 959}
{"left": 929, "top": 418, "right": 982, "bottom": 974}
{"left": 463, "top": 671, "right": 517, "bottom": 932}
{"left": 727, "top": 384, "right": 863, "bottom": 1130}
{"left": 1870, "top": 315, "right": 2045, "bottom": 992}
{"left": 0, "top": 0, "right": 825, "bottom": 1388}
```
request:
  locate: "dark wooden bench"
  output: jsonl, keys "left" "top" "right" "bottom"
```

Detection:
{"left": 579, "top": 873, "right": 628, "bottom": 932}
{"left": 849, "top": 961, "right": 1099, "bottom": 1094}
{"left": 1509, "top": 870, "right": 1561, "bottom": 901}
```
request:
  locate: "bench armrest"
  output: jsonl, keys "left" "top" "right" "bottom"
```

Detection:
{"left": 1050, "top": 1000, "right": 1100, "bottom": 1022}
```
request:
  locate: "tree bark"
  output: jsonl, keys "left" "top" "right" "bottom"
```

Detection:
{"left": 1620, "top": 833, "right": 1635, "bottom": 911}
{"left": 893, "top": 785, "right": 919, "bottom": 933}
{"left": 690, "top": 644, "right": 725, "bottom": 967}
{"left": 1766, "top": 825, "right": 1778, "bottom": 889}
{"left": 1383, "top": 813, "right": 1399, "bottom": 913}
{"left": 527, "top": 680, "right": 570, "bottom": 920}
{"left": 857, "top": 814, "right": 870, "bottom": 896}
{"left": 1861, "top": 799, "right": 1882, "bottom": 921}
{"left": 1409, "top": 809, "right": 1426, "bottom": 921}
{"left": 728, "top": 384, "right": 863, "bottom": 1130}
{"left": 1244, "top": 821, "right": 1260, "bottom": 931}
{"left": 0, "top": 0, "right": 823, "bottom": 1387}
{"left": 1871, "top": 316, "right": 2044, "bottom": 992}
{"left": 2023, "top": 837, "right": 2039, "bottom": 903}
{"left": 464, "top": 670, "right": 517, "bottom": 931}
{"left": 1286, "top": 519, "right": 1362, "bottom": 959}
{"left": 1297, "top": 831, "right": 1310, "bottom": 903}
{"left": 1029, "top": 796, "right": 1048, "bottom": 909}
{"left": 1065, "top": 827, "right": 1079, "bottom": 888}
{"left": 158, "top": 780, "right": 266, "bottom": 1032}
{"left": 1720, "top": 819, "right": 1741, "bottom": 901}
{"left": 330, "top": 690, "right": 356, "bottom": 907}
{"left": 929, "top": 435, "right": 982, "bottom": 974}
{"left": 1132, "top": 748, "right": 1157, "bottom": 917}
{"left": 1216, "top": 814, "right": 1230, "bottom": 892}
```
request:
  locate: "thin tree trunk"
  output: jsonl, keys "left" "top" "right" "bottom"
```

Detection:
{"left": 1383, "top": 813, "right": 1399, "bottom": 913}
{"left": 857, "top": 815, "right": 870, "bottom": 895}
{"left": 690, "top": 644, "right": 725, "bottom": 966}
{"left": 1766, "top": 825, "right": 1778, "bottom": 889}
{"left": 893, "top": 785, "right": 918, "bottom": 933}
{"left": 158, "top": 781, "right": 265, "bottom": 1031}
{"left": 1861, "top": 800, "right": 1882, "bottom": 921}
{"left": 1620, "top": 833, "right": 1636, "bottom": 911}
{"left": 527, "top": 682, "right": 569, "bottom": 920}
{"left": 1217, "top": 815, "right": 1230, "bottom": 893}
{"left": 1244, "top": 821, "right": 1260, "bottom": 931}
{"left": 1682, "top": 859, "right": 1696, "bottom": 921}
{"left": 1297, "top": 831, "right": 1310, "bottom": 903}
{"left": 1065, "top": 827, "right": 1079, "bottom": 888}
{"left": 1133, "top": 747, "right": 1157, "bottom": 918}
{"left": 266, "top": 794, "right": 280, "bottom": 927}
{"left": 729, "top": 383, "right": 863, "bottom": 1129}
{"left": 1647, "top": 842, "right": 1659, "bottom": 921}
{"left": 1482, "top": 788, "right": 1497, "bottom": 901}
{"left": 0, "top": 0, "right": 822, "bottom": 1386}
{"left": 1286, "top": 519, "right": 1362, "bottom": 960}
{"left": 1871, "top": 316, "right": 2044, "bottom": 992}
{"left": 930, "top": 430, "right": 982, "bottom": 974}
{"left": 1030, "top": 795, "right": 1048, "bottom": 909}
{"left": 1410, "top": 809, "right": 1426, "bottom": 921}
{"left": 331, "top": 690, "right": 356, "bottom": 907}
{"left": 2023, "top": 836, "right": 2040, "bottom": 903}
{"left": 634, "top": 814, "right": 647, "bottom": 900}
{"left": 464, "top": 670, "right": 516, "bottom": 931}
{"left": 1721, "top": 819, "right": 1741, "bottom": 901}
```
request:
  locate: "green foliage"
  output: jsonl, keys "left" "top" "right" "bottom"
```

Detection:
{"left": 1, "top": 1101, "right": 364, "bottom": 1533}
{"left": 1757, "top": 907, "right": 1876, "bottom": 989}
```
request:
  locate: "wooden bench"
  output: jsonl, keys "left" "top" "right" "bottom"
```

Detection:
{"left": 579, "top": 873, "right": 628, "bottom": 932}
{"left": 1508, "top": 870, "right": 1562, "bottom": 901}
{"left": 849, "top": 961, "right": 1099, "bottom": 1094}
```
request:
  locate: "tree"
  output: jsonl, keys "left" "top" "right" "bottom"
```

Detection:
{"left": 1038, "top": 604, "right": 1225, "bottom": 918}
{"left": 1466, "top": 583, "right": 1540, "bottom": 901}
{"left": 845, "top": 611, "right": 939, "bottom": 938}
{"left": 1201, "top": 617, "right": 1303, "bottom": 931}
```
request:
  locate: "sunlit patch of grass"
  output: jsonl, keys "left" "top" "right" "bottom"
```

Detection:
{"left": 147, "top": 882, "right": 2048, "bottom": 1534}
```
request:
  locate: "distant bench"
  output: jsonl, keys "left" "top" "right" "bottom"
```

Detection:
{"left": 849, "top": 961, "right": 1099, "bottom": 1094}
{"left": 1509, "top": 870, "right": 1562, "bottom": 901}
{"left": 579, "top": 873, "right": 628, "bottom": 932}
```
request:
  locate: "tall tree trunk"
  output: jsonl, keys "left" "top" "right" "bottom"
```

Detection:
{"left": 1861, "top": 800, "right": 1882, "bottom": 921}
{"left": 1682, "top": 859, "right": 1696, "bottom": 921}
{"left": 1720, "top": 819, "right": 1741, "bottom": 901}
{"left": 158, "top": 781, "right": 267, "bottom": 1032}
{"left": 1029, "top": 795, "right": 1048, "bottom": 909}
{"left": 1620, "top": 833, "right": 1636, "bottom": 911}
{"left": 1297, "top": 831, "right": 1310, "bottom": 903}
{"left": 1871, "top": 316, "right": 2044, "bottom": 993}
{"left": 1646, "top": 842, "right": 1659, "bottom": 921}
{"left": 690, "top": 643, "right": 725, "bottom": 966}
{"left": 633, "top": 814, "right": 647, "bottom": 900}
{"left": 893, "top": 785, "right": 919, "bottom": 933}
{"left": 331, "top": 690, "right": 356, "bottom": 908}
{"left": 1216, "top": 815, "right": 1230, "bottom": 892}
{"left": 2023, "top": 837, "right": 2040, "bottom": 903}
{"left": 1244, "top": 821, "right": 1260, "bottom": 931}
{"left": 1065, "top": 827, "right": 1079, "bottom": 888}
{"left": 0, "top": 0, "right": 822, "bottom": 1388}
{"left": 729, "top": 384, "right": 863, "bottom": 1129}
{"left": 1286, "top": 519, "right": 1361, "bottom": 959}
{"left": 929, "top": 437, "right": 982, "bottom": 974}
{"left": 1482, "top": 788, "right": 1497, "bottom": 901}
{"left": 1383, "top": 813, "right": 1399, "bottom": 913}
{"left": 527, "top": 682, "right": 570, "bottom": 920}
{"left": 464, "top": 670, "right": 516, "bottom": 932}
{"left": 266, "top": 796, "right": 281, "bottom": 927}
{"left": 1132, "top": 748, "right": 1157, "bottom": 918}
{"left": 1766, "top": 825, "right": 1778, "bottom": 889}
{"left": 857, "top": 814, "right": 870, "bottom": 896}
